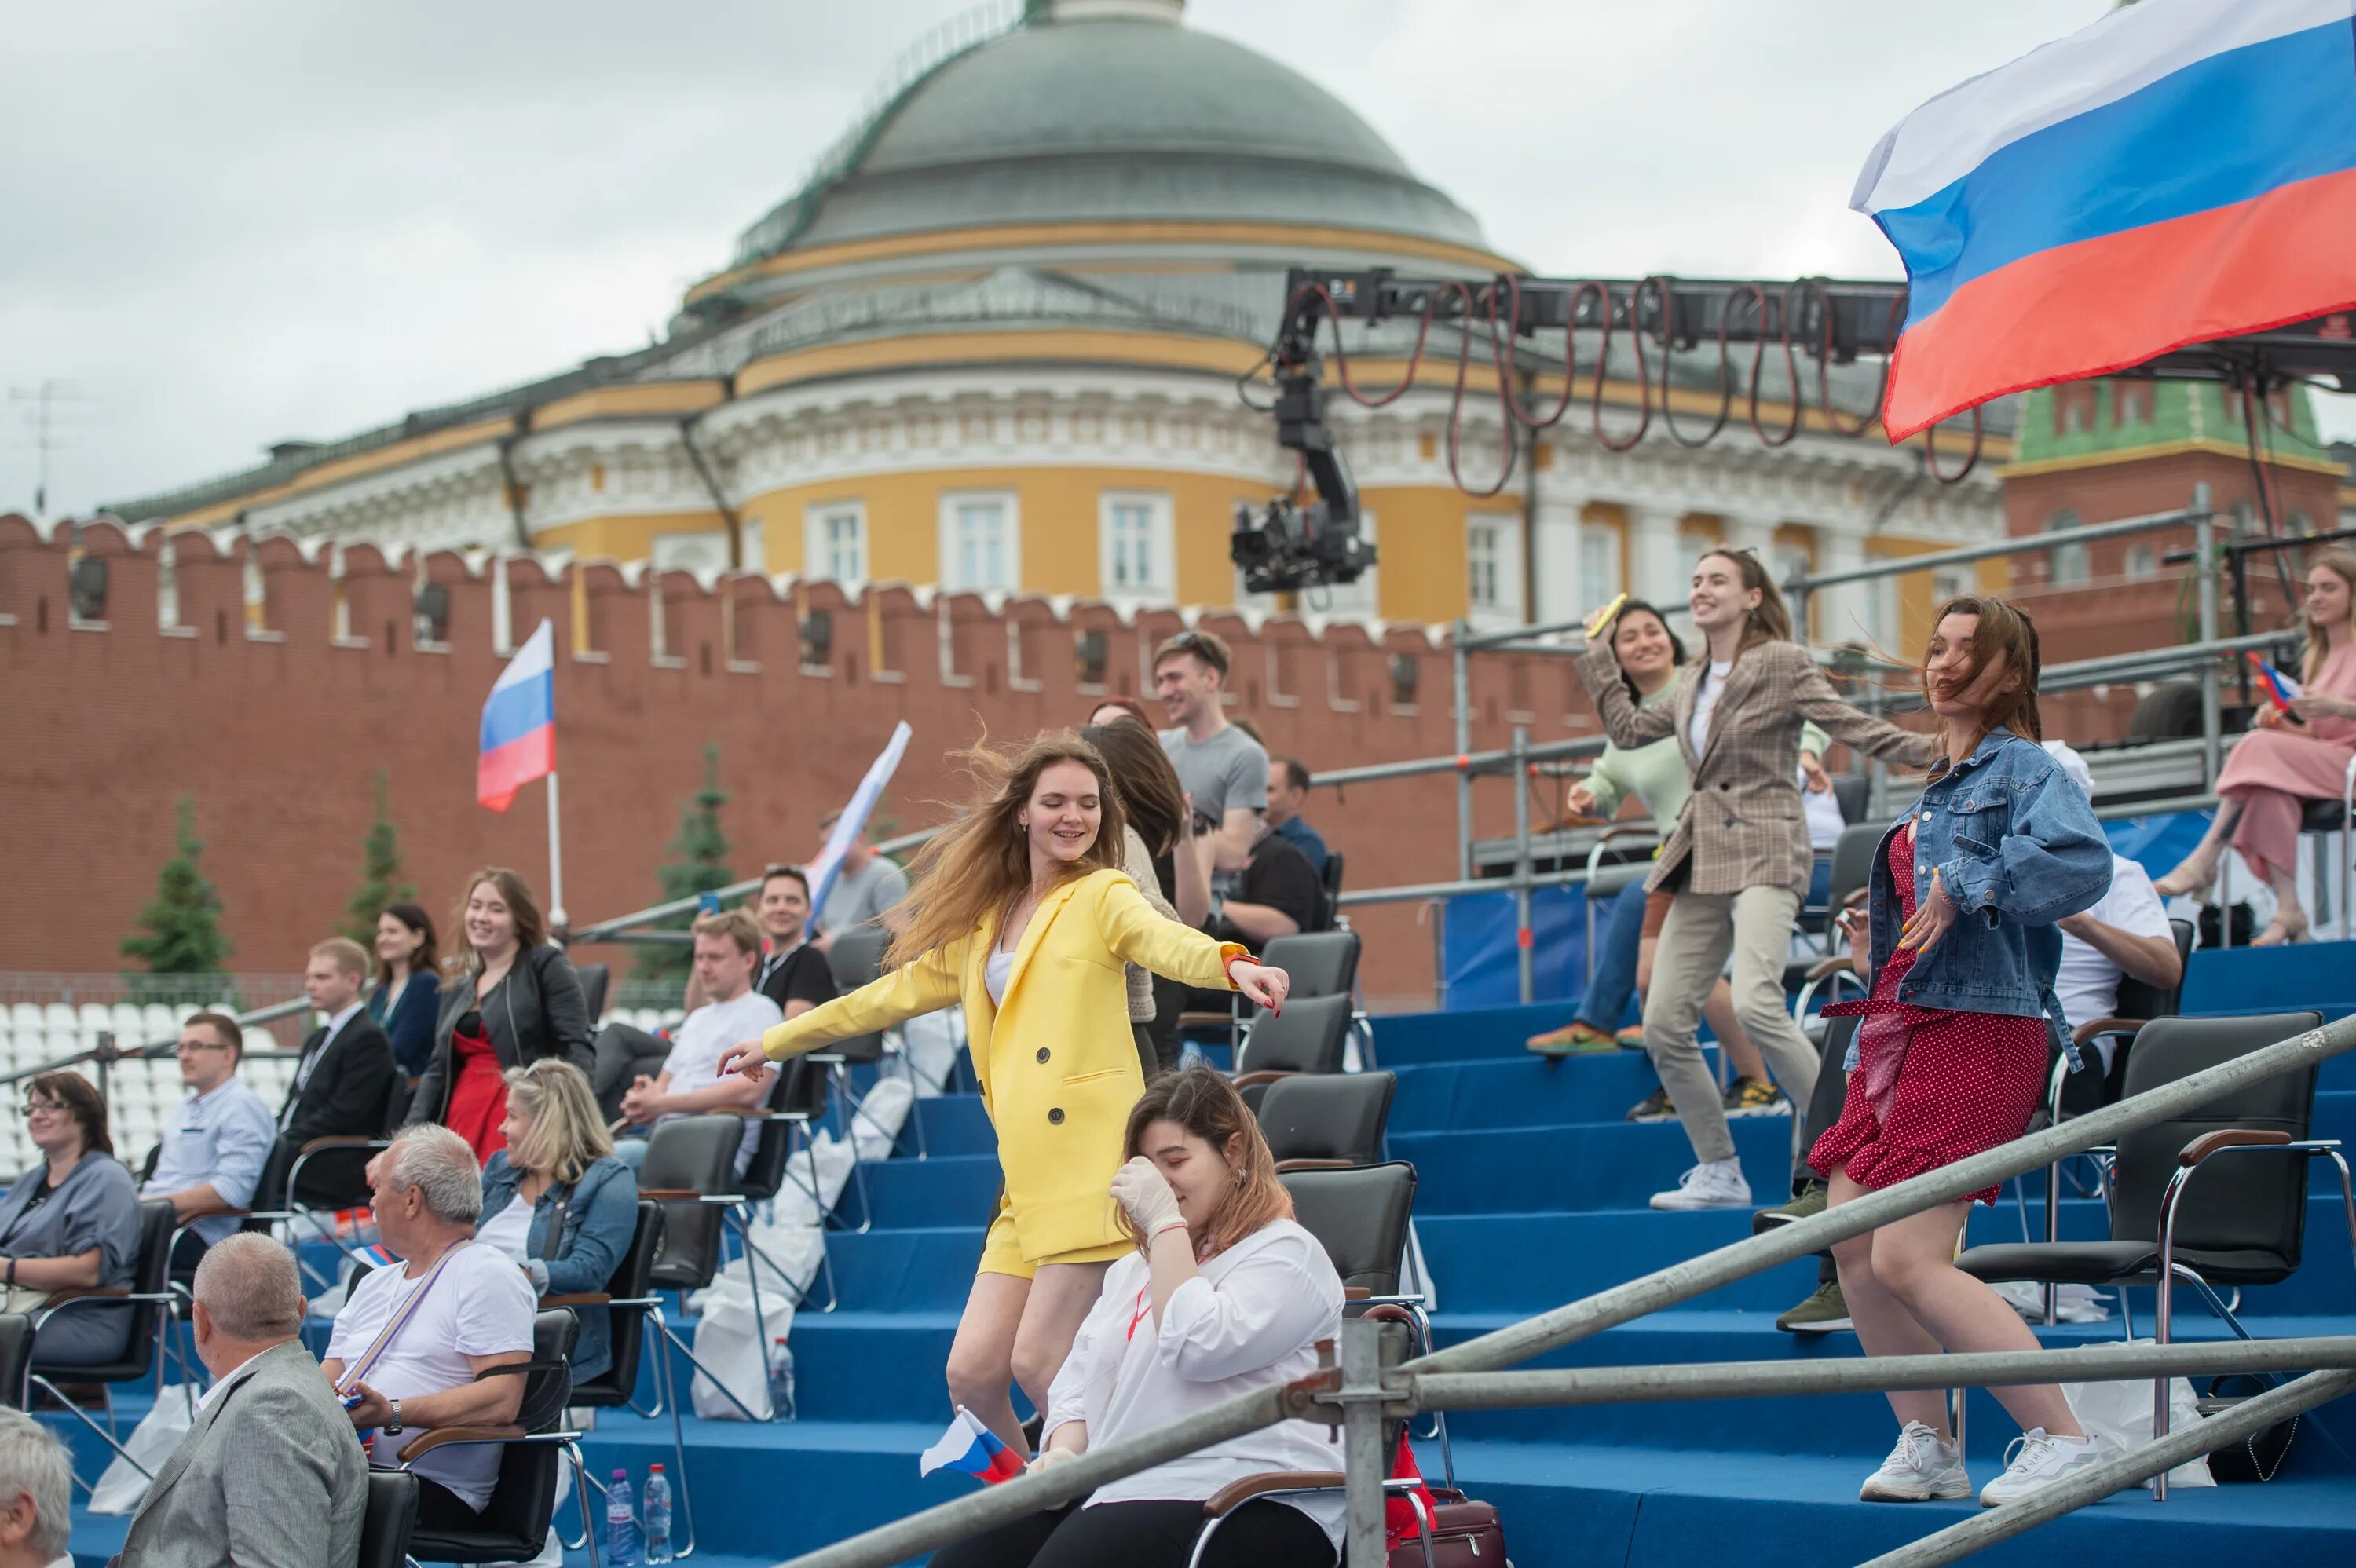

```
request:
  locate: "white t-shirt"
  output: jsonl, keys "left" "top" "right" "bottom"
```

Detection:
{"left": 324, "top": 1241, "right": 536, "bottom": 1511}
{"left": 1042, "top": 1220, "right": 1346, "bottom": 1544}
{"left": 1688, "top": 659, "right": 1734, "bottom": 759}
{"left": 474, "top": 1194, "right": 536, "bottom": 1263}
{"left": 659, "top": 989, "right": 784, "bottom": 1176}
{"left": 2054, "top": 855, "right": 2174, "bottom": 1069}
{"left": 1801, "top": 768, "right": 1847, "bottom": 852}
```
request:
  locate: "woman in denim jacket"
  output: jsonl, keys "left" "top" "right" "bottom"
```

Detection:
{"left": 477, "top": 1059, "right": 638, "bottom": 1383}
{"left": 1813, "top": 596, "right": 2114, "bottom": 1510}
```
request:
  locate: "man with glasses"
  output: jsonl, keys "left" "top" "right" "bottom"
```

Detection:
{"left": 1153, "top": 628, "right": 1268, "bottom": 875}
{"left": 141, "top": 1012, "right": 277, "bottom": 1272}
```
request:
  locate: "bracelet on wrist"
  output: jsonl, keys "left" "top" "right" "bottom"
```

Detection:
{"left": 1221, "top": 951, "right": 1253, "bottom": 988}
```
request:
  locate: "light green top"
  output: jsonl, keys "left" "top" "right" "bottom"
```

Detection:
{"left": 1585, "top": 677, "right": 1827, "bottom": 825}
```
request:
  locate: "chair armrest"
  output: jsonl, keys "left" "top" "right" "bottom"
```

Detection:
{"left": 1231, "top": 1070, "right": 1297, "bottom": 1090}
{"left": 2072, "top": 1017, "right": 2144, "bottom": 1049}
{"left": 1176, "top": 1011, "right": 1236, "bottom": 1028}
{"left": 397, "top": 1424, "right": 525, "bottom": 1461}
{"left": 1341, "top": 1286, "right": 1370, "bottom": 1301}
{"left": 1357, "top": 1303, "right": 1416, "bottom": 1328}
{"left": 35, "top": 1285, "right": 128, "bottom": 1307}
{"left": 2179, "top": 1128, "right": 2294, "bottom": 1167}
{"left": 636, "top": 1188, "right": 701, "bottom": 1201}
{"left": 1273, "top": 1158, "right": 1354, "bottom": 1173}
{"left": 297, "top": 1136, "right": 391, "bottom": 1156}
{"left": 1802, "top": 956, "right": 1854, "bottom": 984}
{"left": 540, "top": 1292, "right": 613, "bottom": 1308}
{"left": 1203, "top": 1471, "right": 1347, "bottom": 1517}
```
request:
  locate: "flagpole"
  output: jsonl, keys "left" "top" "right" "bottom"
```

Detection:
{"left": 546, "top": 771, "right": 568, "bottom": 931}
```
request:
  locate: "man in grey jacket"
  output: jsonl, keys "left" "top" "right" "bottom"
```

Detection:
{"left": 112, "top": 1234, "right": 365, "bottom": 1568}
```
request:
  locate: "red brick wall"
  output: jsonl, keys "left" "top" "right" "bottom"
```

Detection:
{"left": 2, "top": 517, "right": 1606, "bottom": 1007}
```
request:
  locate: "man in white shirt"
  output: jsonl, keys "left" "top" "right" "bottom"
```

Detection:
{"left": 145, "top": 1011, "right": 280, "bottom": 1271}
{"left": 619, "top": 909, "right": 783, "bottom": 1177}
{"left": 325, "top": 1124, "right": 533, "bottom": 1527}
{"left": 0, "top": 1409, "right": 71, "bottom": 1568}
{"left": 2044, "top": 744, "right": 2182, "bottom": 1069}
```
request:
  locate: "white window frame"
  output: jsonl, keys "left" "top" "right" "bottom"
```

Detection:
{"left": 1097, "top": 491, "right": 1176, "bottom": 606}
{"left": 938, "top": 491, "right": 1021, "bottom": 593}
{"left": 1465, "top": 510, "right": 1524, "bottom": 631}
{"left": 1579, "top": 522, "right": 1622, "bottom": 609}
{"left": 803, "top": 502, "right": 867, "bottom": 588}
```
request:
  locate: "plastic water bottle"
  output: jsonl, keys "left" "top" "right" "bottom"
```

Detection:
{"left": 769, "top": 1335, "right": 796, "bottom": 1420}
{"left": 642, "top": 1464, "right": 673, "bottom": 1563}
{"left": 606, "top": 1469, "right": 638, "bottom": 1566}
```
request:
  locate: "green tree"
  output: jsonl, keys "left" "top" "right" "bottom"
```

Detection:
{"left": 637, "top": 745, "right": 736, "bottom": 982}
{"left": 121, "top": 794, "right": 232, "bottom": 975}
{"left": 345, "top": 771, "right": 415, "bottom": 944}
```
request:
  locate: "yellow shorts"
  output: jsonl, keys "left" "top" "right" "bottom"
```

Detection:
{"left": 976, "top": 1204, "right": 1133, "bottom": 1281}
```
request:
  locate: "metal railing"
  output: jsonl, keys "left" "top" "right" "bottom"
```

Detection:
{"left": 769, "top": 1012, "right": 2355, "bottom": 1568}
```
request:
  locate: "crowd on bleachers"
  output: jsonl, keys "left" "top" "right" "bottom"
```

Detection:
{"left": 0, "top": 561, "right": 2345, "bottom": 1566}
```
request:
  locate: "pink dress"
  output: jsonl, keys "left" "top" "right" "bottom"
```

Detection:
{"left": 2219, "top": 642, "right": 2356, "bottom": 879}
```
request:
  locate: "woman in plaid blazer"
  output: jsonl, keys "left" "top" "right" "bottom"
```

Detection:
{"left": 1579, "top": 549, "right": 1936, "bottom": 1211}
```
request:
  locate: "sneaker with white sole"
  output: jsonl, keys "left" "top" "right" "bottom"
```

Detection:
{"left": 1860, "top": 1420, "right": 1970, "bottom": 1501}
{"left": 1648, "top": 1158, "right": 1751, "bottom": 1210}
{"left": 1978, "top": 1429, "right": 2112, "bottom": 1508}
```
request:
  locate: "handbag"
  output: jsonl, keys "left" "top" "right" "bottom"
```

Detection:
{"left": 2199, "top": 1375, "right": 2299, "bottom": 1482}
{"left": 1385, "top": 1430, "right": 1507, "bottom": 1567}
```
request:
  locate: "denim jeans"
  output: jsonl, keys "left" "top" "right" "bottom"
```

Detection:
{"left": 1575, "top": 875, "right": 1651, "bottom": 1033}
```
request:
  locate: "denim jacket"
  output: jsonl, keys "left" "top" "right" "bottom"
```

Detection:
{"left": 1848, "top": 727, "right": 2112, "bottom": 1070}
{"left": 478, "top": 1152, "right": 638, "bottom": 1382}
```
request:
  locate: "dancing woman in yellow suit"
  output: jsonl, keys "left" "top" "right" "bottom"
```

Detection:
{"left": 720, "top": 733, "right": 1291, "bottom": 1454}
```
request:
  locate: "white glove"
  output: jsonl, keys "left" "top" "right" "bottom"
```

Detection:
{"left": 1110, "top": 1157, "right": 1184, "bottom": 1240}
{"left": 1030, "top": 1445, "right": 1079, "bottom": 1473}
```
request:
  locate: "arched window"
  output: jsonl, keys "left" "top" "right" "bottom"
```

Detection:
{"left": 2046, "top": 511, "right": 2089, "bottom": 587}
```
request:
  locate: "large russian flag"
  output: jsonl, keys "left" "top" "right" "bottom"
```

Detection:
{"left": 477, "top": 619, "right": 555, "bottom": 813}
{"left": 1855, "top": 0, "right": 2356, "bottom": 440}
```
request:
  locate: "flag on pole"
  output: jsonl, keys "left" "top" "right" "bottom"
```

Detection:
{"left": 477, "top": 620, "right": 556, "bottom": 813}
{"left": 807, "top": 722, "right": 914, "bottom": 916}
{"left": 918, "top": 1407, "right": 1025, "bottom": 1484}
{"left": 2247, "top": 652, "right": 2306, "bottom": 712}
{"left": 1853, "top": 0, "right": 2356, "bottom": 440}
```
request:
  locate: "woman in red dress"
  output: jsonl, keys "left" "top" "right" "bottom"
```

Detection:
{"left": 2157, "top": 550, "right": 2356, "bottom": 943}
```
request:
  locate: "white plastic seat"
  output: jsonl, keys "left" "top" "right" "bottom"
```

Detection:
{"left": 42, "top": 1004, "right": 76, "bottom": 1033}
{"left": 9, "top": 1004, "right": 41, "bottom": 1035}
{"left": 141, "top": 1004, "right": 176, "bottom": 1040}
{"left": 42, "top": 1029, "right": 82, "bottom": 1065}
{"left": 110, "top": 1003, "right": 147, "bottom": 1042}
{"left": 77, "top": 1003, "right": 112, "bottom": 1032}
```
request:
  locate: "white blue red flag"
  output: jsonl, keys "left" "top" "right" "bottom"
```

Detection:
{"left": 2247, "top": 652, "right": 2307, "bottom": 711}
{"left": 918, "top": 1406, "right": 1025, "bottom": 1485}
{"left": 807, "top": 721, "right": 914, "bottom": 916}
{"left": 1853, "top": 0, "right": 2356, "bottom": 439}
{"left": 477, "top": 619, "right": 556, "bottom": 813}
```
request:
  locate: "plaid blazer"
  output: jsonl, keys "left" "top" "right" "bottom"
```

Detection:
{"left": 1578, "top": 638, "right": 1936, "bottom": 896}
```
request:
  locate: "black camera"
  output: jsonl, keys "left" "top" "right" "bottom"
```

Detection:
{"left": 1231, "top": 498, "right": 1376, "bottom": 595}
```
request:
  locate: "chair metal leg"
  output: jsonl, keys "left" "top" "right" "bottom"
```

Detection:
{"left": 653, "top": 1310, "right": 768, "bottom": 1425}
{"left": 656, "top": 1314, "right": 699, "bottom": 1560}
{"left": 30, "top": 1374, "right": 160, "bottom": 1493}
{"left": 566, "top": 1441, "right": 603, "bottom": 1568}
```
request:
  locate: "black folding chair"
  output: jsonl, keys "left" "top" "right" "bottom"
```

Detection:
{"left": 24, "top": 1198, "right": 179, "bottom": 1493}
{"left": 549, "top": 1201, "right": 688, "bottom": 1556}
{"left": 1229, "top": 994, "right": 1354, "bottom": 1115}
{"left": 357, "top": 1470, "right": 419, "bottom": 1568}
{"left": 815, "top": 925, "right": 929, "bottom": 1162}
{"left": 639, "top": 1115, "right": 778, "bottom": 1426}
{"left": 730, "top": 1056, "right": 843, "bottom": 1307}
{"left": 397, "top": 1307, "right": 598, "bottom": 1563}
{"left": 1256, "top": 1072, "right": 1396, "bottom": 1170}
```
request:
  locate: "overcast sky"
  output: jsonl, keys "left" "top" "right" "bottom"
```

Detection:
{"left": 2, "top": 0, "right": 2197, "bottom": 517}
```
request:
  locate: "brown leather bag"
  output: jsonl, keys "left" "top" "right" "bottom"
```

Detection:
{"left": 1388, "top": 1487, "right": 1507, "bottom": 1567}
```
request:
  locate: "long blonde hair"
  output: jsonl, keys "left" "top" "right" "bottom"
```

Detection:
{"left": 2301, "top": 548, "right": 2356, "bottom": 686}
{"left": 503, "top": 1059, "right": 613, "bottom": 1183}
{"left": 884, "top": 733, "right": 1129, "bottom": 971}
{"left": 1697, "top": 548, "right": 1795, "bottom": 660}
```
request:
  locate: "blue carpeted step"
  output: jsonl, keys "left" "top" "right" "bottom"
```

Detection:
{"left": 1394, "top": 1116, "right": 1807, "bottom": 1212}
{"left": 859, "top": 1151, "right": 1004, "bottom": 1231}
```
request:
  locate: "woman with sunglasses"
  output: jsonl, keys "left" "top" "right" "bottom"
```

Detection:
{"left": 1579, "top": 550, "right": 1936, "bottom": 1211}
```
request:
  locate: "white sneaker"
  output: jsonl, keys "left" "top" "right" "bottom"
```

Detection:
{"left": 1978, "top": 1429, "right": 2112, "bottom": 1508}
{"left": 1860, "top": 1420, "right": 1971, "bottom": 1501}
{"left": 1648, "top": 1158, "right": 1752, "bottom": 1210}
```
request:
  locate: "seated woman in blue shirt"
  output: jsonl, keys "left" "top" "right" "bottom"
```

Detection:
{"left": 0, "top": 1073, "right": 141, "bottom": 1365}
{"left": 369, "top": 901, "right": 444, "bottom": 1091}
{"left": 476, "top": 1059, "right": 637, "bottom": 1383}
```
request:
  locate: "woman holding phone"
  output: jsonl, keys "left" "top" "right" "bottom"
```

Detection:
{"left": 1576, "top": 550, "right": 1936, "bottom": 1211}
{"left": 2155, "top": 550, "right": 2356, "bottom": 943}
{"left": 718, "top": 733, "right": 1288, "bottom": 1459}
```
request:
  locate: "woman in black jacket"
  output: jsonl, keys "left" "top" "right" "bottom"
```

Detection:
{"left": 405, "top": 868, "right": 594, "bottom": 1163}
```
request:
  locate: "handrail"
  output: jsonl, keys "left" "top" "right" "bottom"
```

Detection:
{"left": 772, "top": 1011, "right": 2355, "bottom": 1568}
{"left": 565, "top": 825, "right": 937, "bottom": 943}
{"left": 0, "top": 996, "right": 316, "bottom": 1090}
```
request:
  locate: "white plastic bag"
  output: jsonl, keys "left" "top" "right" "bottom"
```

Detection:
{"left": 2062, "top": 1347, "right": 2215, "bottom": 1490}
{"left": 689, "top": 1281, "right": 774, "bottom": 1422}
{"left": 851, "top": 1075, "right": 914, "bottom": 1161}
{"left": 88, "top": 1383, "right": 200, "bottom": 1514}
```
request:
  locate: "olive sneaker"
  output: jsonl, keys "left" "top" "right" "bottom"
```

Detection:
{"left": 1775, "top": 1280, "right": 1853, "bottom": 1334}
{"left": 1753, "top": 1178, "right": 1830, "bottom": 1234}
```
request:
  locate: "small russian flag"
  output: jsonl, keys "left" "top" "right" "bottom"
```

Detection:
{"left": 478, "top": 619, "right": 556, "bottom": 813}
{"left": 2247, "top": 652, "right": 2306, "bottom": 712}
{"left": 353, "top": 1244, "right": 397, "bottom": 1271}
{"left": 918, "top": 1407, "right": 1026, "bottom": 1485}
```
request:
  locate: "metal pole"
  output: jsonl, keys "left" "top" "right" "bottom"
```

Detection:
{"left": 1791, "top": 505, "right": 2207, "bottom": 594}
{"left": 1511, "top": 725, "right": 1534, "bottom": 1006}
{"left": 2194, "top": 484, "right": 2221, "bottom": 793}
{"left": 1338, "top": 1318, "right": 1388, "bottom": 1568}
{"left": 93, "top": 1030, "right": 111, "bottom": 1108}
{"left": 1429, "top": 898, "right": 1447, "bottom": 1011}
{"left": 1856, "top": 1368, "right": 2356, "bottom": 1568}
{"left": 546, "top": 770, "right": 568, "bottom": 930}
{"left": 1452, "top": 622, "right": 1472, "bottom": 883}
{"left": 1405, "top": 1335, "right": 2356, "bottom": 1413}
{"left": 1411, "top": 1013, "right": 2354, "bottom": 1376}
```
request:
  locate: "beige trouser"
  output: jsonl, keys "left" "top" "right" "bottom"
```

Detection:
{"left": 1641, "top": 884, "right": 1819, "bottom": 1168}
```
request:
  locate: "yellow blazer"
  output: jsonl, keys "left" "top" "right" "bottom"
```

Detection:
{"left": 759, "top": 868, "right": 1244, "bottom": 1263}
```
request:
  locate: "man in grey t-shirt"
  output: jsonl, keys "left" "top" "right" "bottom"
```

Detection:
{"left": 814, "top": 813, "right": 909, "bottom": 954}
{"left": 1153, "top": 627, "right": 1268, "bottom": 872}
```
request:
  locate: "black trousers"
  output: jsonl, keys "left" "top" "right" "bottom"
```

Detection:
{"left": 928, "top": 1497, "right": 1336, "bottom": 1568}
{"left": 1800, "top": 1022, "right": 1855, "bottom": 1285}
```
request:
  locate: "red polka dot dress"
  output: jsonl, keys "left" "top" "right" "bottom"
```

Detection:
{"left": 1809, "top": 824, "right": 2048, "bottom": 1206}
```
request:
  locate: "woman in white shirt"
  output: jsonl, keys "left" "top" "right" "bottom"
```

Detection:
{"left": 928, "top": 1066, "right": 1344, "bottom": 1568}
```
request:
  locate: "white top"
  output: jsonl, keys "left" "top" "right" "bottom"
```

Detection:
{"left": 658, "top": 989, "right": 784, "bottom": 1177}
{"left": 1043, "top": 1219, "right": 1346, "bottom": 1543}
{"left": 2055, "top": 854, "right": 2174, "bottom": 1067}
{"left": 143, "top": 1076, "right": 277, "bottom": 1245}
{"left": 984, "top": 945, "right": 1015, "bottom": 1007}
{"left": 474, "top": 1192, "right": 536, "bottom": 1263}
{"left": 324, "top": 1242, "right": 536, "bottom": 1511}
{"left": 1801, "top": 769, "right": 1847, "bottom": 852}
{"left": 1688, "top": 659, "right": 1734, "bottom": 759}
